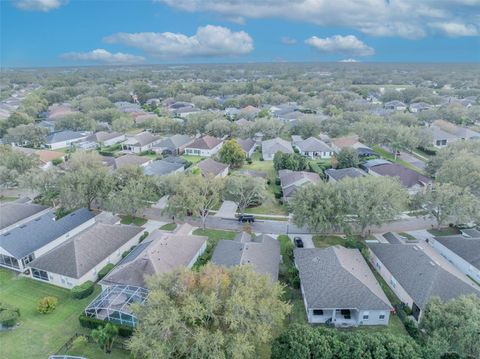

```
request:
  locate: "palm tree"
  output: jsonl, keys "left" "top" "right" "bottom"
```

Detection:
{"left": 92, "top": 323, "right": 118, "bottom": 353}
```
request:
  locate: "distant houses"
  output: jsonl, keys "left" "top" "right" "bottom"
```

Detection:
{"left": 384, "top": 100, "right": 407, "bottom": 111}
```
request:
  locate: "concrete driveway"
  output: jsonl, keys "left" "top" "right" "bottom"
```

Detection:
{"left": 214, "top": 201, "right": 238, "bottom": 219}
{"left": 290, "top": 234, "right": 315, "bottom": 248}
{"left": 398, "top": 152, "right": 426, "bottom": 170}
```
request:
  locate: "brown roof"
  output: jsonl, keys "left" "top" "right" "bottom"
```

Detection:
{"left": 369, "top": 164, "right": 430, "bottom": 188}
{"left": 197, "top": 158, "right": 229, "bottom": 177}
{"left": 236, "top": 138, "right": 256, "bottom": 153}
{"left": 35, "top": 150, "right": 64, "bottom": 163}
{"left": 187, "top": 136, "right": 223, "bottom": 150}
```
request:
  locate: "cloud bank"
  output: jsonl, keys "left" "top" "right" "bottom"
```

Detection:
{"left": 306, "top": 35, "right": 374, "bottom": 56}
{"left": 61, "top": 49, "right": 145, "bottom": 64}
{"left": 13, "top": 0, "right": 67, "bottom": 12}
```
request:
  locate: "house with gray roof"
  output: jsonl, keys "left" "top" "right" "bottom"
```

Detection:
{"left": 143, "top": 159, "right": 184, "bottom": 176}
{"left": 0, "top": 202, "right": 49, "bottom": 234}
{"left": 236, "top": 138, "right": 257, "bottom": 158}
{"left": 114, "top": 154, "right": 151, "bottom": 169}
{"left": 368, "top": 243, "right": 480, "bottom": 321}
{"left": 196, "top": 158, "right": 229, "bottom": 178}
{"left": 384, "top": 100, "right": 407, "bottom": 111}
{"left": 367, "top": 163, "right": 431, "bottom": 194}
{"left": 430, "top": 120, "right": 480, "bottom": 148}
{"left": 278, "top": 169, "right": 321, "bottom": 201}
{"left": 211, "top": 232, "right": 280, "bottom": 281}
{"left": 430, "top": 234, "right": 480, "bottom": 283}
{"left": 28, "top": 222, "right": 144, "bottom": 288}
{"left": 184, "top": 136, "right": 223, "bottom": 157}
{"left": 152, "top": 134, "right": 194, "bottom": 155}
{"left": 0, "top": 208, "right": 96, "bottom": 272}
{"left": 88, "top": 131, "right": 125, "bottom": 147}
{"left": 293, "top": 136, "right": 334, "bottom": 159}
{"left": 45, "top": 130, "right": 90, "bottom": 150}
{"left": 122, "top": 131, "right": 161, "bottom": 153}
{"left": 325, "top": 167, "right": 367, "bottom": 183}
{"left": 262, "top": 137, "right": 293, "bottom": 160}
{"left": 295, "top": 246, "right": 392, "bottom": 326}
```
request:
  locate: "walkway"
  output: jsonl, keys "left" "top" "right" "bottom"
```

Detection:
{"left": 214, "top": 201, "right": 238, "bottom": 219}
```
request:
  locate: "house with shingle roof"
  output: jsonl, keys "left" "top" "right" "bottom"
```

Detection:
{"left": 143, "top": 160, "right": 184, "bottom": 176}
{"left": 262, "top": 137, "right": 293, "bottom": 160}
{"left": 184, "top": 135, "right": 223, "bottom": 157}
{"left": 211, "top": 232, "right": 280, "bottom": 281}
{"left": 236, "top": 138, "right": 257, "bottom": 158}
{"left": 88, "top": 131, "right": 125, "bottom": 147}
{"left": 45, "top": 130, "right": 90, "bottom": 150}
{"left": 0, "top": 208, "right": 96, "bottom": 272}
{"left": 368, "top": 243, "right": 480, "bottom": 321}
{"left": 278, "top": 169, "right": 321, "bottom": 201}
{"left": 0, "top": 202, "right": 49, "bottom": 234}
{"left": 114, "top": 154, "right": 151, "bottom": 169}
{"left": 295, "top": 246, "right": 392, "bottom": 326}
{"left": 196, "top": 158, "right": 229, "bottom": 178}
{"left": 366, "top": 163, "right": 431, "bottom": 194}
{"left": 293, "top": 136, "right": 334, "bottom": 159}
{"left": 384, "top": 100, "right": 407, "bottom": 111}
{"left": 152, "top": 134, "right": 194, "bottom": 155}
{"left": 28, "top": 222, "right": 144, "bottom": 288}
{"left": 430, "top": 120, "right": 480, "bottom": 148}
{"left": 325, "top": 167, "right": 367, "bottom": 183}
{"left": 430, "top": 234, "right": 480, "bottom": 283}
{"left": 122, "top": 131, "right": 161, "bottom": 153}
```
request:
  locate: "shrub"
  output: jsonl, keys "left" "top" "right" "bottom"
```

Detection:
{"left": 246, "top": 157, "right": 252, "bottom": 164}
{"left": 273, "top": 188, "right": 283, "bottom": 199}
{"left": 79, "top": 314, "right": 133, "bottom": 337}
{"left": 37, "top": 296, "right": 58, "bottom": 314}
{"left": 275, "top": 177, "right": 281, "bottom": 185}
{"left": 71, "top": 335, "right": 88, "bottom": 349}
{"left": 71, "top": 281, "right": 95, "bottom": 299}
{"left": 97, "top": 264, "right": 115, "bottom": 280}
{"left": 403, "top": 318, "right": 419, "bottom": 339}
{"left": 52, "top": 158, "right": 63, "bottom": 166}
{"left": 259, "top": 157, "right": 264, "bottom": 161}
{"left": 0, "top": 302, "right": 20, "bottom": 316}
{"left": 0, "top": 309, "right": 19, "bottom": 327}
{"left": 139, "top": 231, "right": 149, "bottom": 243}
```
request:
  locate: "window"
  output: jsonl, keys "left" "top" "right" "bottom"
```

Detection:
{"left": 363, "top": 311, "right": 369, "bottom": 320}
{"left": 0, "top": 254, "right": 20, "bottom": 269}
{"left": 379, "top": 313, "right": 386, "bottom": 320}
{"left": 313, "top": 309, "right": 324, "bottom": 316}
{"left": 32, "top": 268, "right": 49, "bottom": 281}
{"left": 22, "top": 253, "right": 35, "bottom": 266}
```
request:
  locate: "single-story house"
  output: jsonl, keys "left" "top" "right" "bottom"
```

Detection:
{"left": 409, "top": 102, "right": 433, "bottom": 113}
{"left": 0, "top": 202, "right": 49, "bottom": 234}
{"left": 45, "top": 130, "right": 90, "bottom": 150}
{"left": 366, "top": 163, "right": 431, "bottom": 194}
{"left": 196, "top": 158, "right": 229, "bottom": 178}
{"left": 100, "top": 224, "right": 207, "bottom": 288}
{"left": 152, "top": 134, "right": 194, "bottom": 155}
{"left": 211, "top": 232, "right": 280, "bottom": 281}
{"left": 114, "top": 154, "right": 151, "bottom": 169}
{"left": 368, "top": 243, "right": 480, "bottom": 321}
{"left": 143, "top": 160, "right": 185, "bottom": 176}
{"left": 325, "top": 167, "right": 367, "bottom": 183}
{"left": 430, "top": 120, "right": 480, "bottom": 148}
{"left": 384, "top": 100, "right": 407, "bottom": 111}
{"left": 295, "top": 246, "right": 392, "bottom": 326}
{"left": 122, "top": 132, "right": 161, "bottom": 153}
{"left": 262, "top": 137, "right": 293, "bottom": 160}
{"left": 330, "top": 136, "right": 370, "bottom": 153}
{"left": 292, "top": 136, "right": 334, "bottom": 159}
{"left": 184, "top": 136, "right": 223, "bottom": 157}
{"left": 430, "top": 234, "right": 480, "bottom": 283}
{"left": 278, "top": 169, "right": 321, "bottom": 201}
{"left": 236, "top": 138, "right": 257, "bottom": 158}
{"left": 172, "top": 106, "right": 201, "bottom": 119}
{"left": 0, "top": 208, "right": 96, "bottom": 272}
{"left": 88, "top": 131, "right": 125, "bottom": 147}
{"left": 27, "top": 223, "right": 144, "bottom": 288}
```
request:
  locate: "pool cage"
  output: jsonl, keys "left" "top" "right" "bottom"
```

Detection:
{"left": 84, "top": 285, "right": 149, "bottom": 327}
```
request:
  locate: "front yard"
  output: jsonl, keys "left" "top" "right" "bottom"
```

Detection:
{"left": 192, "top": 228, "right": 239, "bottom": 268}
{"left": 120, "top": 215, "right": 148, "bottom": 226}
{"left": 427, "top": 227, "right": 461, "bottom": 236}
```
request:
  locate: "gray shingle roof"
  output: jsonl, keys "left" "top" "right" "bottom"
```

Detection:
{"left": 197, "top": 158, "right": 229, "bottom": 177}
{"left": 154, "top": 134, "right": 193, "bottom": 150}
{"left": 368, "top": 243, "right": 480, "bottom": 310}
{"left": 0, "top": 208, "right": 95, "bottom": 259}
{"left": 325, "top": 167, "right": 366, "bottom": 182}
{"left": 115, "top": 154, "right": 150, "bottom": 169}
{"left": 0, "top": 202, "right": 48, "bottom": 230}
{"left": 294, "top": 246, "right": 391, "bottom": 311}
{"left": 211, "top": 233, "right": 280, "bottom": 281}
{"left": 262, "top": 137, "right": 293, "bottom": 156}
{"left": 28, "top": 223, "right": 143, "bottom": 278}
{"left": 46, "top": 130, "right": 88, "bottom": 144}
{"left": 295, "top": 137, "right": 332, "bottom": 153}
{"left": 236, "top": 138, "right": 256, "bottom": 153}
{"left": 369, "top": 164, "right": 430, "bottom": 188}
{"left": 143, "top": 160, "right": 184, "bottom": 176}
{"left": 435, "top": 235, "right": 480, "bottom": 269}
{"left": 187, "top": 136, "right": 222, "bottom": 150}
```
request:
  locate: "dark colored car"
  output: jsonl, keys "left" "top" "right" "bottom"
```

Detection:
{"left": 238, "top": 214, "right": 255, "bottom": 223}
{"left": 294, "top": 237, "right": 304, "bottom": 248}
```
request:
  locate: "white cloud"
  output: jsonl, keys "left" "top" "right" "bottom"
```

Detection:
{"left": 305, "top": 35, "right": 374, "bottom": 56}
{"left": 339, "top": 58, "right": 359, "bottom": 62}
{"left": 429, "top": 22, "right": 479, "bottom": 36}
{"left": 281, "top": 36, "right": 297, "bottom": 45}
{"left": 155, "top": 0, "right": 480, "bottom": 39}
{"left": 13, "top": 0, "right": 67, "bottom": 12}
{"left": 104, "top": 25, "right": 253, "bottom": 58}
{"left": 61, "top": 49, "right": 145, "bottom": 64}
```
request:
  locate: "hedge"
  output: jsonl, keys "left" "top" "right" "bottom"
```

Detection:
{"left": 0, "top": 309, "right": 19, "bottom": 327}
{"left": 139, "top": 231, "right": 149, "bottom": 243}
{"left": 78, "top": 314, "right": 133, "bottom": 337}
{"left": 97, "top": 264, "right": 115, "bottom": 280}
{"left": 71, "top": 281, "right": 95, "bottom": 299}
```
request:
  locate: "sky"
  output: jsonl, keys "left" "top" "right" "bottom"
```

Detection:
{"left": 1, "top": 0, "right": 480, "bottom": 68}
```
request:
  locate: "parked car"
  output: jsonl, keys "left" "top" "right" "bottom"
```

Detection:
{"left": 294, "top": 237, "right": 304, "bottom": 248}
{"left": 238, "top": 214, "right": 255, "bottom": 223}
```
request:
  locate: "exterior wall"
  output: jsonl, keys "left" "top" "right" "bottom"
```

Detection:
{"left": 103, "top": 135, "right": 126, "bottom": 147}
{"left": 430, "top": 239, "right": 480, "bottom": 282}
{"left": 216, "top": 167, "right": 229, "bottom": 178}
{"left": 262, "top": 150, "right": 275, "bottom": 161}
{"left": 47, "top": 137, "right": 88, "bottom": 150}
{"left": 184, "top": 142, "right": 223, "bottom": 157}
{"left": 301, "top": 150, "right": 334, "bottom": 159}
{"left": 187, "top": 241, "right": 207, "bottom": 268}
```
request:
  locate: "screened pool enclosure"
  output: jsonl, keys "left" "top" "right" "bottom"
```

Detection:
{"left": 84, "top": 285, "right": 148, "bottom": 326}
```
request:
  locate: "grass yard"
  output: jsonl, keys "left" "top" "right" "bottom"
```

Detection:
{"left": 192, "top": 228, "right": 239, "bottom": 268}
{"left": 0, "top": 269, "right": 109, "bottom": 359}
{"left": 0, "top": 196, "right": 18, "bottom": 202}
{"left": 159, "top": 222, "right": 177, "bottom": 231}
{"left": 181, "top": 155, "right": 205, "bottom": 164}
{"left": 120, "top": 215, "right": 147, "bottom": 226}
{"left": 427, "top": 227, "right": 461, "bottom": 236}
{"left": 312, "top": 235, "right": 348, "bottom": 248}
{"left": 398, "top": 232, "right": 417, "bottom": 241}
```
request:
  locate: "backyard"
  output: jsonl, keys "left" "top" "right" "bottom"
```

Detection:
{"left": 0, "top": 269, "right": 131, "bottom": 359}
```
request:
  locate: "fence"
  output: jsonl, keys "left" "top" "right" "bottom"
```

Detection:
{"left": 54, "top": 332, "right": 129, "bottom": 356}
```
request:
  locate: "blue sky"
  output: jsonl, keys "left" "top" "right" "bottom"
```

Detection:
{"left": 1, "top": 0, "right": 479, "bottom": 67}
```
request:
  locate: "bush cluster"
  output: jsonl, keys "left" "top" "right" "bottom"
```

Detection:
{"left": 138, "top": 231, "right": 149, "bottom": 243}
{"left": 71, "top": 281, "right": 95, "bottom": 299}
{"left": 0, "top": 302, "right": 20, "bottom": 327}
{"left": 78, "top": 314, "right": 133, "bottom": 337}
{"left": 97, "top": 264, "right": 115, "bottom": 280}
{"left": 37, "top": 296, "right": 58, "bottom": 314}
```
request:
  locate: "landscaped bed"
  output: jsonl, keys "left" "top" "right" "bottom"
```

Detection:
{"left": 119, "top": 215, "right": 147, "bottom": 226}
{"left": 427, "top": 227, "right": 461, "bottom": 236}
{"left": 159, "top": 222, "right": 177, "bottom": 231}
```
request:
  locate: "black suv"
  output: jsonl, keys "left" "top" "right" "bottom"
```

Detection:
{"left": 238, "top": 214, "right": 255, "bottom": 223}
{"left": 294, "top": 237, "right": 304, "bottom": 248}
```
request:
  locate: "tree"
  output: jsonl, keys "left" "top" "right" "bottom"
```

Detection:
{"left": 218, "top": 139, "right": 246, "bottom": 168}
{"left": 335, "top": 148, "right": 359, "bottom": 169}
{"left": 436, "top": 152, "right": 480, "bottom": 195}
{"left": 19, "top": 167, "right": 61, "bottom": 206}
{"left": 92, "top": 323, "right": 118, "bottom": 354}
{"left": 205, "top": 119, "right": 234, "bottom": 137}
{"left": 55, "top": 113, "right": 96, "bottom": 132}
{"left": 128, "top": 264, "right": 291, "bottom": 359}
{"left": 224, "top": 174, "right": 267, "bottom": 215}
{"left": 426, "top": 141, "right": 480, "bottom": 177}
{"left": 0, "top": 145, "right": 38, "bottom": 188}
{"left": 3, "top": 124, "right": 48, "bottom": 148}
{"left": 420, "top": 295, "right": 480, "bottom": 359}
{"left": 164, "top": 174, "right": 223, "bottom": 229}
{"left": 292, "top": 116, "right": 322, "bottom": 138}
{"left": 112, "top": 114, "right": 134, "bottom": 132}
{"left": 417, "top": 183, "right": 480, "bottom": 228}
{"left": 273, "top": 152, "right": 308, "bottom": 171}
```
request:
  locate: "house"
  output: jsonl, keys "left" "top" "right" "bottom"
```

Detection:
{"left": 0, "top": 208, "right": 95, "bottom": 272}
{"left": 45, "top": 130, "right": 89, "bottom": 150}
{"left": 88, "top": 131, "right": 125, "bottom": 147}
{"left": 366, "top": 163, "right": 430, "bottom": 193}
{"left": 236, "top": 138, "right": 257, "bottom": 158}
{"left": 196, "top": 158, "right": 229, "bottom": 178}
{"left": 46, "top": 103, "right": 79, "bottom": 121}
{"left": 27, "top": 222, "right": 144, "bottom": 289}
{"left": 211, "top": 232, "right": 280, "bottom": 281}
{"left": 152, "top": 134, "right": 194, "bottom": 155}
{"left": 114, "top": 101, "right": 141, "bottom": 113}
{"left": 143, "top": 160, "right": 184, "bottom": 176}
{"left": 0, "top": 202, "right": 49, "bottom": 234}
{"left": 261, "top": 137, "right": 293, "bottom": 160}
{"left": 240, "top": 105, "right": 260, "bottom": 119}
{"left": 430, "top": 120, "right": 480, "bottom": 148}
{"left": 293, "top": 136, "right": 334, "bottom": 159}
{"left": 172, "top": 106, "right": 200, "bottom": 119}
{"left": 430, "top": 234, "right": 480, "bottom": 283}
{"left": 295, "top": 246, "right": 392, "bottom": 326}
{"left": 325, "top": 168, "right": 367, "bottom": 183}
{"left": 100, "top": 224, "right": 207, "bottom": 288}
{"left": 114, "top": 154, "right": 151, "bottom": 169}
{"left": 368, "top": 243, "right": 480, "bottom": 321}
{"left": 122, "top": 132, "right": 161, "bottom": 153}
{"left": 278, "top": 169, "right": 321, "bottom": 201}
{"left": 184, "top": 136, "right": 223, "bottom": 157}
{"left": 330, "top": 136, "right": 370, "bottom": 153}
{"left": 384, "top": 100, "right": 407, "bottom": 111}
{"left": 409, "top": 102, "right": 433, "bottom": 113}
{"left": 225, "top": 107, "right": 241, "bottom": 119}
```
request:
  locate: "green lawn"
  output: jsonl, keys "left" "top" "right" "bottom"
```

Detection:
{"left": 181, "top": 155, "right": 205, "bottom": 164}
{"left": 0, "top": 269, "right": 113, "bottom": 359}
{"left": 64, "top": 339, "right": 131, "bottom": 359}
{"left": 372, "top": 146, "right": 427, "bottom": 175}
{"left": 312, "top": 235, "right": 348, "bottom": 248}
{"left": 159, "top": 223, "right": 177, "bottom": 231}
{"left": 427, "top": 227, "right": 461, "bottom": 236}
{"left": 398, "top": 232, "right": 417, "bottom": 241}
{"left": 120, "top": 215, "right": 147, "bottom": 226}
{"left": 192, "top": 228, "right": 239, "bottom": 268}
{"left": 0, "top": 196, "right": 18, "bottom": 202}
